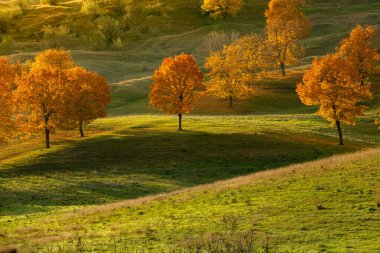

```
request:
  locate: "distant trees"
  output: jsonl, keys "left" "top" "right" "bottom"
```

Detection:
{"left": 205, "top": 34, "right": 268, "bottom": 108}
{"left": 296, "top": 54, "right": 372, "bottom": 145}
{"left": 201, "top": 0, "right": 245, "bottom": 20}
{"left": 150, "top": 54, "right": 205, "bottom": 130}
{"left": 265, "top": 0, "right": 311, "bottom": 76}
{"left": 337, "top": 24, "right": 379, "bottom": 85}
{"left": 8, "top": 49, "right": 110, "bottom": 148}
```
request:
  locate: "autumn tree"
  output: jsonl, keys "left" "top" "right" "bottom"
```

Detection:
{"left": 150, "top": 54, "right": 205, "bottom": 130}
{"left": 337, "top": 24, "right": 379, "bottom": 85}
{"left": 205, "top": 34, "right": 268, "bottom": 108}
{"left": 14, "top": 49, "right": 74, "bottom": 148}
{"left": 65, "top": 67, "right": 110, "bottom": 137}
{"left": 265, "top": 0, "right": 311, "bottom": 76}
{"left": 296, "top": 54, "right": 372, "bottom": 145}
{"left": 201, "top": 0, "right": 245, "bottom": 20}
{"left": 0, "top": 57, "right": 20, "bottom": 142}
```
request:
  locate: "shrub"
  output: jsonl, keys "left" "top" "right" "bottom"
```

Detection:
{"left": 0, "top": 35, "right": 14, "bottom": 53}
{"left": 0, "top": 5, "right": 22, "bottom": 33}
{"left": 123, "top": 0, "right": 142, "bottom": 29}
{"left": 79, "top": 31, "right": 106, "bottom": 50}
{"left": 80, "top": 0, "right": 102, "bottom": 17}
{"left": 95, "top": 15, "right": 122, "bottom": 46}
{"left": 143, "top": 1, "right": 163, "bottom": 16}
{"left": 41, "top": 24, "right": 75, "bottom": 48}
{"left": 112, "top": 37, "right": 123, "bottom": 48}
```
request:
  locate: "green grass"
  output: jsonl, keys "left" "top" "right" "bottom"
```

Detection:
{"left": 1, "top": 134, "right": 379, "bottom": 251}
{"left": 0, "top": 114, "right": 379, "bottom": 251}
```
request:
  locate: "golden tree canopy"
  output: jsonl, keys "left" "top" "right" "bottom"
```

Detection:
{"left": 150, "top": 54, "right": 205, "bottom": 115}
{"left": 337, "top": 24, "right": 379, "bottom": 84}
{"left": 14, "top": 49, "right": 91, "bottom": 147}
{"left": 205, "top": 34, "right": 267, "bottom": 107}
{"left": 14, "top": 65, "right": 70, "bottom": 136}
{"left": 265, "top": 0, "right": 311, "bottom": 75}
{"left": 64, "top": 66, "right": 110, "bottom": 136}
{"left": 33, "top": 48, "right": 74, "bottom": 70}
{"left": 296, "top": 54, "right": 372, "bottom": 126}
{"left": 201, "top": 0, "right": 245, "bottom": 20}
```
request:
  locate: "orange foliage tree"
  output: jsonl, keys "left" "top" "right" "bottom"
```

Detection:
{"left": 150, "top": 54, "right": 205, "bottom": 130}
{"left": 296, "top": 54, "right": 372, "bottom": 145}
{"left": 265, "top": 0, "right": 311, "bottom": 76}
{"left": 337, "top": 24, "right": 379, "bottom": 85}
{"left": 15, "top": 49, "right": 111, "bottom": 147}
{"left": 65, "top": 67, "right": 110, "bottom": 137}
{"left": 0, "top": 57, "right": 21, "bottom": 142}
{"left": 15, "top": 66, "right": 71, "bottom": 148}
{"left": 205, "top": 34, "right": 268, "bottom": 108}
{"left": 201, "top": 0, "right": 245, "bottom": 20}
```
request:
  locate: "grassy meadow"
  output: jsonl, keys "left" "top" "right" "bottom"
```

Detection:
{"left": 0, "top": 0, "right": 380, "bottom": 252}
{"left": 1, "top": 114, "right": 379, "bottom": 251}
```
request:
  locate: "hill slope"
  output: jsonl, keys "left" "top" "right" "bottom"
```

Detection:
{"left": 1, "top": 147, "right": 379, "bottom": 252}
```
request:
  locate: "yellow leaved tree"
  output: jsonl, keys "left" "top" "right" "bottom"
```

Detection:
{"left": 0, "top": 57, "right": 21, "bottom": 142}
{"left": 205, "top": 34, "right": 268, "bottom": 108}
{"left": 150, "top": 54, "right": 205, "bottom": 130}
{"left": 265, "top": 0, "right": 311, "bottom": 76}
{"left": 15, "top": 50, "right": 74, "bottom": 148}
{"left": 201, "top": 0, "right": 245, "bottom": 20}
{"left": 337, "top": 24, "right": 379, "bottom": 85}
{"left": 296, "top": 54, "right": 372, "bottom": 145}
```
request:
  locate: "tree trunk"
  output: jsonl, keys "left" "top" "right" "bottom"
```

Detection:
{"left": 280, "top": 62, "right": 286, "bottom": 76}
{"left": 178, "top": 113, "right": 182, "bottom": 131}
{"left": 79, "top": 121, "right": 85, "bottom": 137}
{"left": 229, "top": 96, "right": 233, "bottom": 108}
{"left": 336, "top": 120, "right": 344, "bottom": 146}
{"left": 360, "top": 73, "right": 365, "bottom": 85}
{"left": 45, "top": 128, "right": 51, "bottom": 149}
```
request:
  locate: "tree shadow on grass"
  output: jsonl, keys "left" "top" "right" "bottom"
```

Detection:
{"left": 0, "top": 128, "right": 363, "bottom": 216}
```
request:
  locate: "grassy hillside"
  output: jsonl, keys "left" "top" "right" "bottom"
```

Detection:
{"left": 1, "top": 142, "right": 379, "bottom": 252}
{"left": 2, "top": 0, "right": 379, "bottom": 116}
{"left": 0, "top": 114, "right": 379, "bottom": 251}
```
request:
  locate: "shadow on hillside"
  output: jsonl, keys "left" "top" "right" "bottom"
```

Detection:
{"left": 0, "top": 128, "right": 360, "bottom": 216}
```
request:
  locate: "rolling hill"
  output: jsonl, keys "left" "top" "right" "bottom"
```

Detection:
{"left": 0, "top": 0, "right": 380, "bottom": 252}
